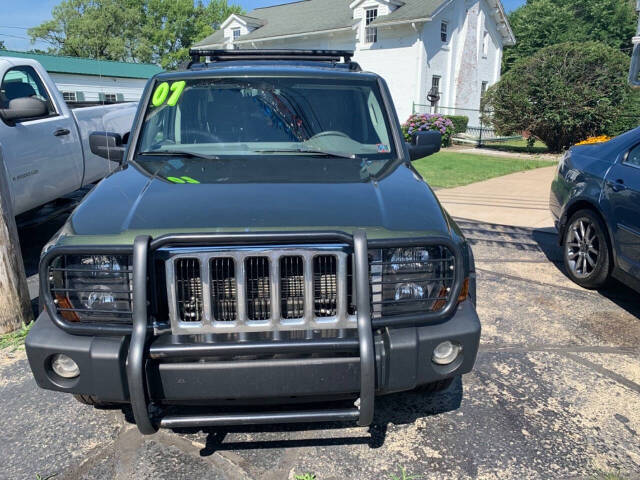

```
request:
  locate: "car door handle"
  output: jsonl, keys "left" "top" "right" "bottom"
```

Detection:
{"left": 53, "top": 128, "right": 71, "bottom": 137}
{"left": 609, "top": 179, "right": 627, "bottom": 192}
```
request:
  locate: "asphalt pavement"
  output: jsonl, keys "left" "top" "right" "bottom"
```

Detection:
{"left": 1, "top": 199, "right": 639, "bottom": 480}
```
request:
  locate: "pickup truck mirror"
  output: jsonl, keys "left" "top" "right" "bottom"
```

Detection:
{"left": 0, "top": 97, "right": 48, "bottom": 125}
{"left": 90, "top": 131, "right": 125, "bottom": 164}
{"left": 407, "top": 130, "right": 441, "bottom": 161}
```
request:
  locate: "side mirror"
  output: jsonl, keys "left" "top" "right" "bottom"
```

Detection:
{"left": 407, "top": 130, "right": 441, "bottom": 161}
{"left": 89, "top": 131, "right": 125, "bottom": 163}
{"left": 0, "top": 97, "right": 48, "bottom": 124}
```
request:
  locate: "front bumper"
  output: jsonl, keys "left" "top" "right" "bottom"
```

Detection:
{"left": 26, "top": 300, "right": 479, "bottom": 415}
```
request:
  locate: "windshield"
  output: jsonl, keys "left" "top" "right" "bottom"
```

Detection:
{"left": 136, "top": 76, "right": 396, "bottom": 160}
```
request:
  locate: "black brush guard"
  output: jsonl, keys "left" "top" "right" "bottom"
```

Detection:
{"left": 40, "top": 230, "right": 465, "bottom": 435}
{"left": 129, "top": 231, "right": 375, "bottom": 434}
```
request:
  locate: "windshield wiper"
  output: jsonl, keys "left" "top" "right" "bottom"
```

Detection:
{"left": 139, "top": 150, "right": 220, "bottom": 160}
{"left": 253, "top": 148, "right": 356, "bottom": 160}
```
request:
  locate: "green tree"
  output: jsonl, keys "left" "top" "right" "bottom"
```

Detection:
{"left": 28, "top": 0, "right": 241, "bottom": 68}
{"left": 139, "top": 0, "right": 241, "bottom": 69}
{"left": 503, "top": 0, "right": 637, "bottom": 73}
{"left": 0, "top": 40, "right": 5, "bottom": 50}
{"left": 484, "top": 42, "right": 639, "bottom": 152}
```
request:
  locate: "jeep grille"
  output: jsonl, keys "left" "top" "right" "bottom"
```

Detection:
{"left": 166, "top": 247, "right": 357, "bottom": 333}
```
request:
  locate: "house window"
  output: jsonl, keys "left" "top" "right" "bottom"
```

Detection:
{"left": 104, "top": 93, "right": 117, "bottom": 103}
{"left": 232, "top": 28, "right": 241, "bottom": 40}
{"left": 481, "top": 81, "right": 488, "bottom": 97}
{"left": 365, "top": 8, "right": 378, "bottom": 43}
{"left": 441, "top": 22, "right": 448, "bottom": 42}
{"left": 483, "top": 31, "right": 489, "bottom": 58}
{"left": 62, "top": 91, "right": 76, "bottom": 102}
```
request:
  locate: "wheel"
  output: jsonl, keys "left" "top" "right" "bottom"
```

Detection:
{"left": 563, "top": 209, "right": 611, "bottom": 289}
{"left": 73, "top": 394, "right": 114, "bottom": 408}
{"left": 413, "top": 378, "right": 454, "bottom": 394}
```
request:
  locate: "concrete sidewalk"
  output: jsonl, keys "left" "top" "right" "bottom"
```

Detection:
{"left": 435, "top": 166, "right": 558, "bottom": 230}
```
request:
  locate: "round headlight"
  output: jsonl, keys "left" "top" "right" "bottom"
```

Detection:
{"left": 51, "top": 353, "right": 80, "bottom": 379}
{"left": 81, "top": 285, "right": 117, "bottom": 311}
{"left": 394, "top": 282, "right": 425, "bottom": 301}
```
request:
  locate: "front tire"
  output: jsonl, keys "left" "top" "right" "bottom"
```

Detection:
{"left": 563, "top": 209, "right": 611, "bottom": 289}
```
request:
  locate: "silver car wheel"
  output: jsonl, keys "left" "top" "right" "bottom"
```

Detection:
{"left": 566, "top": 217, "right": 600, "bottom": 278}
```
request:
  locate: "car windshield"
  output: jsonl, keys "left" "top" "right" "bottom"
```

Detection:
{"left": 136, "top": 76, "right": 396, "bottom": 160}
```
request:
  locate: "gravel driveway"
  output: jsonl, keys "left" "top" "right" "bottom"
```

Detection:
{"left": 2, "top": 215, "right": 639, "bottom": 480}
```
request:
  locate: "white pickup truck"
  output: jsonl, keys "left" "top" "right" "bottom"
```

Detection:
{"left": 0, "top": 57, "right": 137, "bottom": 215}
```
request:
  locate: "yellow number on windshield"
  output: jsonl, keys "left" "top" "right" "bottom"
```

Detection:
{"left": 152, "top": 81, "right": 186, "bottom": 107}
{"left": 167, "top": 81, "right": 186, "bottom": 106}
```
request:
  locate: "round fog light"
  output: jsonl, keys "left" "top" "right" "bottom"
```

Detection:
{"left": 51, "top": 354, "right": 80, "bottom": 379}
{"left": 432, "top": 341, "right": 461, "bottom": 366}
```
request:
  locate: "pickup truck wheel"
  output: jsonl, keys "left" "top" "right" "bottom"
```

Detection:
{"left": 73, "top": 394, "right": 114, "bottom": 408}
{"left": 413, "top": 378, "right": 454, "bottom": 394}
{"left": 563, "top": 209, "right": 611, "bottom": 289}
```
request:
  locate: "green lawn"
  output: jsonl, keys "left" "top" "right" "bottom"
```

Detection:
{"left": 413, "top": 150, "right": 557, "bottom": 188}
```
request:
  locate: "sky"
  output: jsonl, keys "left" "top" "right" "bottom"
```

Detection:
{"left": 0, "top": 0, "right": 527, "bottom": 52}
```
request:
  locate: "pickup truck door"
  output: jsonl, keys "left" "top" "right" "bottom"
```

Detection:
{"left": 0, "top": 64, "right": 83, "bottom": 215}
{"left": 603, "top": 142, "right": 640, "bottom": 278}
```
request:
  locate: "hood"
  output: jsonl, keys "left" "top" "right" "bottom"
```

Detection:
{"left": 68, "top": 158, "right": 452, "bottom": 240}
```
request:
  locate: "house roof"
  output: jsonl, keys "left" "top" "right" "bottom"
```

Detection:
{"left": 194, "top": 0, "right": 515, "bottom": 48}
{"left": 194, "top": 0, "right": 355, "bottom": 47}
{"left": 0, "top": 50, "right": 162, "bottom": 79}
{"left": 371, "top": 0, "right": 448, "bottom": 25}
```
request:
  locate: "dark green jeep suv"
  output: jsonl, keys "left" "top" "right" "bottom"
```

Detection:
{"left": 26, "top": 50, "right": 480, "bottom": 434}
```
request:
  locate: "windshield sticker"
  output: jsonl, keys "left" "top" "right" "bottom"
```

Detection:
{"left": 377, "top": 144, "right": 391, "bottom": 153}
{"left": 167, "top": 176, "right": 200, "bottom": 184}
{"left": 152, "top": 82, "right": 170, "bottom": 107}
{"left": 167, "top": 81, "right": 186, "bottom": 106}
{"left": 152, "top": 81, "right": 186, "bottom": 107}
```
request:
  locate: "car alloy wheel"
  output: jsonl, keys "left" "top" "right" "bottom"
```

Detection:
{"left": 566, "top": 217, "right": 601, "bottom": 278}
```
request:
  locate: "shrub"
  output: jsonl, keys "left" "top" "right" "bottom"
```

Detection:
{"left": 482, "top": 41, "right": 639, "bottom": 153}
{"left": 402, "top": 113, "right": 455, "bottom": 147}
{"left": 444, "top": 115, "right": 469, "bottom": 135}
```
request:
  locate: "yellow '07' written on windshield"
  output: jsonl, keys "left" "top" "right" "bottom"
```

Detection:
{"left": 151, "top": 81, "right": 186, "bottom": 107}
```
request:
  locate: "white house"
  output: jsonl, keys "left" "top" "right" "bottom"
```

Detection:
{"left": 193, "top": 0, "right": 515, "bottom": 125}
{"left": 0, "top": 50, "right": 162, "bottom": 105}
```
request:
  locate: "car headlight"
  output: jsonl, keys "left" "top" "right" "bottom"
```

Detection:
{"left": 370, "top": 246, "right": 464, "bottom": 318}
{"left": 48, "top": 254, "right": 133, "bottom": 323}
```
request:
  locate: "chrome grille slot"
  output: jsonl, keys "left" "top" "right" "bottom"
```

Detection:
{"left": 246, "top": 257, "right": 271, "bottom": 320}
{"left": 165, "top": 247, "right": 357, "bottom": 334}
{"left": 175, "top": 258, "right": 203, "bottom": 322}
{"left": 210, "top": 258, "right": 237, "bottom": 321}
{"left": 313, "top": 255, "right": 337, "bottom": 317}
{"left": 280, "top": 256, "right": 305, "bottom": 319}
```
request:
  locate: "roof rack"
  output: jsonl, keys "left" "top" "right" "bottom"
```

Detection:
{"left": 187, "top": 49, "right": 359, "bottom": 70}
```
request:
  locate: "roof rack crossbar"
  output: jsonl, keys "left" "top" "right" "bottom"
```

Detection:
{"left": 188, "top": 49, "right": 354, "bottom": 68}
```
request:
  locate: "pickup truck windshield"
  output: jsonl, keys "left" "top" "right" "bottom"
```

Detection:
{"left": 137, "top": 77, "right": 396, "bottom": 160}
